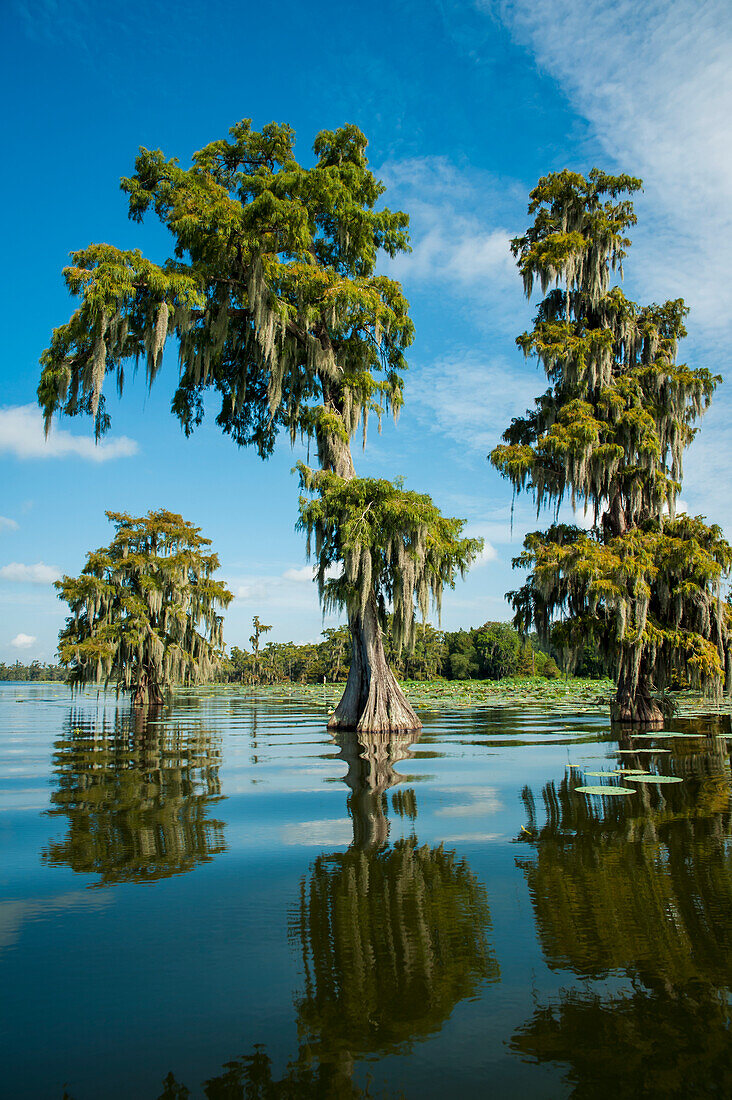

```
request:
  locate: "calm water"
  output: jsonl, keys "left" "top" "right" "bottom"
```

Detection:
{"left": 1, "top": 683, "right": 731, "bottom": 1099}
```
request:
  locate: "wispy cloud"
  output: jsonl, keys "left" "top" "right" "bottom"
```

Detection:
{"left": 231, "top": 563, "right": 341, "bottom": 605}
{"left": 411, "top": 349, "right": 541, "bottom": 452}
{"left": 10, "top": 633, "right": 36, "bottom": 649}
{"left": 0, "top": 562, "right": 61, "bottom": 584}
{"left": 489, "top": 0, "right": 732, "bottom": 334}
{"left": 378, "top": 157, "right": 524, "bottom": 322}
{"left": 280, "top": 819, "right": 352, "bottom": 847}
{"left": 0, "top": 405, "right": 138, "bottom": 462}
{"left": 0, "top": 517, "right": 18, "bottom": 533}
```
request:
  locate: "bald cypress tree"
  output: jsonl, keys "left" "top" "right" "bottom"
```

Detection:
{"left": 56, "top": 509, "right": 232, "bottom": 703}
{"left": 491, "top": 170, "right": 731, "bottom": 722}
{"left": 38, "top": 120, "right": 481, "bottom": 732}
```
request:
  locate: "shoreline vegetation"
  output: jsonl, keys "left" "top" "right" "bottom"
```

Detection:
{"left": 4, "top": 673, "right": 729, "bottom": 718}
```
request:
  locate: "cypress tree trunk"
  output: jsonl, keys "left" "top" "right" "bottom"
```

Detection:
{"left": 329, "top": 595, "right": 421, "bottom": 733}
{"left": 611, "top": 657, "right": 663, "bottom": 725}
{"left": 133, "top": 664, "right": 165, "bottom": 707}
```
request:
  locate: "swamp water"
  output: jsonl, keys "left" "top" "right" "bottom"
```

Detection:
{"left": 1, "top": 683, "right": 731, "bottom": 1098}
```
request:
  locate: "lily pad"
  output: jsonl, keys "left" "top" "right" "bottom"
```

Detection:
{"left": 611, "top": 768, "right": 648, "bottom": 774}
{"left": 616, "top": 748, "right": 671, "bottom": 754}
{"left": 633, "top": 732, "right": 699, "bottom": 740}
{"left": 583, "top": 771, "right": 618, "bottom": 777}
{"left": 624, "top": 774, "right": 683, "bottom": 784}
{"left": 574, "top": 785, "right": 636, "bottom": 796}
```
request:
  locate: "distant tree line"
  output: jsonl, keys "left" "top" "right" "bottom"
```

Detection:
{"left": 3, "top": 620, "right": 605, "bottom": 686}
{"left": 0, "top": 661, "right": 67, "bottom": 682}
{"left": 219, "top": 618, "right": 606, "bottom": 685}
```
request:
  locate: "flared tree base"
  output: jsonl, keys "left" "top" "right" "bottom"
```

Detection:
{"left": 132, "top": 666, "right": 165, "bottom": 708}
{"left": 610, "top": 693, "right": 664, "bottom": 726}
{"left": 328, "top": 598, "right": 422, "bottom": 734}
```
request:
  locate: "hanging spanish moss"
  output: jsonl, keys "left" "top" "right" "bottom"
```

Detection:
{"left": 491, "top": 169, "right": 732, "bottom": 722}
{"left": 56, "top": 509, "right": 233, "bottom": 705}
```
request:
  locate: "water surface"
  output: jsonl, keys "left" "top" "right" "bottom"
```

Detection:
{"left": 1, "top": 683, "right": 730, "bottom": 1098}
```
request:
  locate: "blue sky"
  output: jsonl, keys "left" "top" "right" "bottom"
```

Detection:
{"left": 2, "top": 0, "right": 731, "bottom": 661}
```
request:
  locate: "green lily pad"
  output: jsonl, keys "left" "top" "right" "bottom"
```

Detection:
{"left": 574, "top": 785, "right": 636, "bottom": 796}
{"left": 624, "top": 774, "right": 683, "bottom": 784}
{"left": 583, "top": 771, "right": 617, "bottom": 777}
{"left": 612, "top": 768, "right": 648, "bottom": 774}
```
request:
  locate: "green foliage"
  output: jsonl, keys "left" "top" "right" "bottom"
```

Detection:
{"left": 0, "top": 661, "right": 66, "bottom": 681}
{"left": 56, "top": 509, "right": 232, "bottom": 696}
{"left": 491, "top": 169, "right": 732, "bottom": 702}
{"left": 44, "top": 712, "right": 225, "bottom": 885}
{"left": 37, "top": 119, "right": 412, "bottom": 468}
{"left": 38, "top": 120, "right": 479, "bottom": 719}
{"left": 219, "top": 619, "right": 562, "bottom": 685}
{"left": 296, "top": 467, "right": 483, "bottom": 653}
{"left": 512, "top": 515, "right": 732, "bottom": 696}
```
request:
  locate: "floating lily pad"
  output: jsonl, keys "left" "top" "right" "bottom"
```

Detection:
{"left": 583, "top": 771, "right": 617, "bottom": 777}
{"left": 625, "top": 774, "right": 683, "bottom": 784}
{"left": 611, "top": 768, "right": 648, "bottom": 774}
{"left": 574, "top": 785, "right": 636, "bottom": 796}
{"left": 616, "top": 748, "right": 670, "bottom": 754}
{"left": 634, "top": 732, "right": 700, "bottom": 740}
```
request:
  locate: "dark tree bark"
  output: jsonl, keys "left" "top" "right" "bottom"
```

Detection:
{"left": 133, "top": 664, "right": 165, "bottom": 707}
{"left": 611, "top": 658, "right": 663, "bottom": 725}
{"left": 329, "top": 595, "right": 421, "bottom": 733}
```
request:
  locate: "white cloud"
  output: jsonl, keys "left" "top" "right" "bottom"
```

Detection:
{"left": 282, "top": 565, "right": 317, "bottom": 582}
{"left": 411, "top": 349, "right": 541, "bottom": 452}
{"left": 280, "top": 819, "right": 353, "bottom": 847}
{"left": 233, "top": 562, "right": 342, "bottom": 603}
{"left": 10, "top": 633, "right": 36, "bottom": 649}
{"left": 0, "top": 562, "right": 61, "bottom": 584}
{"left": 435, "top": 786, "right": 504, "bottom": 817}
{"left": 0, "top": 517, "right": 18, "bottom": 532}
{"left": 464, "top": 528, "right": 499, "bottom": 565}
{"left": 378, "top": 157, "right": 524, "bottom": 318}
{"left": 0, "top": 405, "right": 138, "bottom": 462}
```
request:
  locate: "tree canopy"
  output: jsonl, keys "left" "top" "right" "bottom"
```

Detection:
{"left": 491, "top": 169, "right": 731, "bottom": 720}
{"left": 56, "top": 509, "right": 232, "bottom": 703}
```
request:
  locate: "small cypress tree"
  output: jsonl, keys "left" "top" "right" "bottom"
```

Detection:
{"left": 56, "top": 509, "right": 232, "bottom": 704}
{"left": 491, "top": 170, "right": 731, "bottom": 721}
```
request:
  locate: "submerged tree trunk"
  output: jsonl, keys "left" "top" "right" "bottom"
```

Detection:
{"left": 132, "top": 664, "right": 165, "bottom": 707}
{"left": 611, "top": 659, "right": 663, "bottom": 726}
{"left": 329, "top": 594, "right": 421, "bottom": 733}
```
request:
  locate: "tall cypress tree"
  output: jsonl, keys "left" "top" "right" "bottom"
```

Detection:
{"left": 39, "top": 120, "right": 481, "bottom": 731}
{"left": 491, "top": 169, "right": 731, "bottom": 722}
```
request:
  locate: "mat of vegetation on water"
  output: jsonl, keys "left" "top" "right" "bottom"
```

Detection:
{"left": 194, "top": 677, "right": 732, "bottom": 716}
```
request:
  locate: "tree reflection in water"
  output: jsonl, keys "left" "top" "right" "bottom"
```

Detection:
{"left": 293, "top": 730, "right": 498, "bottom": 1067}
{"left": 154, "top": 729, "right": 497, "bottom": 1098}
{"left": 43, "top": 705, "right": 226, "bottom": 885}
{"left": 511, "top": 733, "right": 732, "bottom": 1098}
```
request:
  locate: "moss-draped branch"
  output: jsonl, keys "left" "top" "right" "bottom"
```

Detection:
{"left": 296, "top": 465, "right": 483, "bottom": 653}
